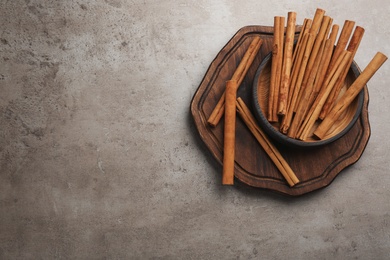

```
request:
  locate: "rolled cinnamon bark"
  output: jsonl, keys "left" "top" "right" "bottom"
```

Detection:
{"left": 288, "top": 18, "right": 334, "bottom": 137}
{"left": 319, "top": 26, "right": 365, "bottom": 119}
{"left": 268, "top": 16, "right": 284, "bottom": 122}
{"left": 207, "top": 36, "right": 262, "bottom": 127}
{"left": 292, "top": 18, "right": 311, "bottom": 65}
{"left": 291, "top": 8, "right": 325, "bottom": 114}
{"left": 222, "top": 80, "right": 238, "bottom": 185}
{"left": 312, "top": 24, "right": 339, "bottom": 100}
{"left": 295, "top": 15, "right": 332, "bottom": 112}
{"left": 236, "top": 98, "right": 299, "bottom": 187}
{"left": 288, "top": 32, "right": 310, "bottom": 112}
{"left": 280, "top": 33, "right": 315, "bottom": 133}
{"left": 278, "top": 12, "right": 296, "bottom": 116}
{"left": 314, "top": 52, "right": 387, "bottom": 139}
{"left": 308, "top": 8, "right": 326, "bottom": 35}
{"left": 298, "top": 50, "right": 352, "bottom": 140}
{"left": 323, "top": 20, "right": 355, "bottom": 84}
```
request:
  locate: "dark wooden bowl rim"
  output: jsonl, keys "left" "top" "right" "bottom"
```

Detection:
{"left": 252, "top": 52, "right": 364, "bottom": 148}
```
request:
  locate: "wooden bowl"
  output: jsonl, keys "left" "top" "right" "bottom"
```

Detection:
{"left": 252, "top": 52, "right": 364, "bottom": 148}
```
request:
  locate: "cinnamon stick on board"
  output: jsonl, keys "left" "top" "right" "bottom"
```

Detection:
{"left": 314, "top": 52, "right": 387, "bottom": 139}
{"left": 207, "top": 36, "right": 262, "bottom": 127}
{"left": 222, "top": 80, "right": 238, "bottom": 185}
{"left": 236, "top": 98, "right": 299, "bottom": 187}
{"left": 278, "top": 11, "right": 296, "bottom": 116}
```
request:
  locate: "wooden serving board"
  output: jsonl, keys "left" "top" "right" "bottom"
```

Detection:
{"left": 190, "top": 25, "right": 370, "bottom": 196}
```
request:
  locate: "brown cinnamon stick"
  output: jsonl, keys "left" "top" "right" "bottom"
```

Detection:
{"left": 287, "top": 32, "right": 310, "bottom": 112}
{"left": 287, "top": 17, "right": 333, "bottom": 137}
{"left": 278, "top": 12, "right": 296, "bottom": 116}
{"left": 222, "top": 80, "right": 238, "bottom": 185}
{"left": 292, "top": 18, "right": 311, "bottom": 65}
{"left": 323, "top": 20, "right": 355, "bottom": 84}
{"left": 294, "top": 15, "right": 332, "bottom": 111}
{"left": 236, "top": 98, "right": 299, "bottom": 187}
{"left": 314, "top": 52, "right": 387, "bottom": 139}
{"left": 280, "top": 10, "right": 327, "bottom": 133}
{"left": 280, "top": 33, "right": 315, "bottom": 133}
{"left": 309, "top": 8, "right": 326, "bottom": 35}
{"left": 298, "top": 10, "right": 327, "bottom": 83}
{"left": 298, "top": 50, "right": 352, "bottom": 140}
{"left": 295, "top": 37, "right": 336, "bottom": 139}
{"left": 311, "top": 24, "right": 339, "bottom": 100}
{"left": 319, "top": 26, "right": 365, "bottom": 119}
{"left": 207, "top": 36, "right": 263, "bottom": 127}
{"left": 268, "top": 16, "right": 284, "bottom": 122}
{"left": 281, "top": 8, "right": 325, "bottom": 123}
{"left": 297, "top": 8, "right": 326, "bottom": 80}
{"left": 288, "top": 36, "right": 328, "bottom": 137}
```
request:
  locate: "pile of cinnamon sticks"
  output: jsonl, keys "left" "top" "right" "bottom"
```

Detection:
{"left": 268, "top": 8, "right": 387, "bottom": 140}
{"left": 209, "top": 36, "right": 300, "bottom": 186}
{"left": 207, "top": 8, "right": 386, "bottom": 186}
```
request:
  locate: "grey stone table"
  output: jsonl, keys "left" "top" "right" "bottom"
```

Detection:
{"left": 1, "top": 1, "right": 389, "bottom": 259}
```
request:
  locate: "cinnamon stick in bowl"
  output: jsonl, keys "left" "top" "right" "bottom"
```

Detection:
{"left": 278, "top": 11, "right": 296, "bottom": 116}
{"left": 314, "top": 52, "right": 388, "bottom": 139}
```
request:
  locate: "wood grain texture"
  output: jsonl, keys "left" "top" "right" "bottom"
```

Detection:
{"left": 190, "top": 26, "right": 370, "bottom": 196}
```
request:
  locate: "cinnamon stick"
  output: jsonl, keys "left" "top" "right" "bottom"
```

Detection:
{"left": 292, "top": 8, "right": 330, "bottom": 106}
{"left": 207, "top": 36, "right": 263, "bottom": 127}
{"left": 287, "top": 18, "right": 333, "bottom": 137}
{"left": 308, "top": 8, "right": 326, "bottom": 35}
{"left": 222, "top": 80, "right": 238, "bottom": 185}
{"left": 292, "top": 18, "right": 311, "bottom": 65}
{"left": 311, "top": 24, "right": 339, "bottom": 100}
{"left": 280, "top": 8, "right": 325, "bottom": 123}
{"left": 288, "top": 18, "right": 313, "bottom": 100}
{"left": 314, "top": 52, "right": 387, "bottom": 139}
{"left": 293, "top": 8, "right": 330, "bottom": 102}
{"left": 323, "top": 20, "right": 355, "bottom": 84}
{"left": 295, "top": 15, "right": 332, "bottom": 111}
{"left": 280, "top": 33, "right": 315, "bottom": 133}
{"left": 287, "top": 32, "right": 310, "bottom": 112}
{"left": 271, "top": 16, "right": 286, "bottom": 122}
{"left": 288, "top": 35, "right": 328, "bottom": 138}
{"left": 319, "top": 26, "right": 365, "bottom": 119}
{"left": 268, "top": 16, "right": 284, "bottom": 122}
{"left": 236, "top": 98, "right": 299, "bottom": 187}
{"left": 280, "top": 10, "right": 326, "bottom": 133}
{"left": 278, "top": 12, "right": 296, "bottom": 116}
{"left": 295, "top": 38, "right": 336, "bottom": 139}
{"left": 207, "top": 92, "right": 225, "bottom": 127}
{"left": 298, "top": 50, "right": 352, "bottom": 140}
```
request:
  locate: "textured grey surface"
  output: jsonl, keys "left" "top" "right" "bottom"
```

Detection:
{"left": 1, "top": 1, "right": 389, "bottom": 259}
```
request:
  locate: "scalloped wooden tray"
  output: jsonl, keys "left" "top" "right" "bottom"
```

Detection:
{"left": 190, "top": 25, "right": 370, "bottom": 196}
